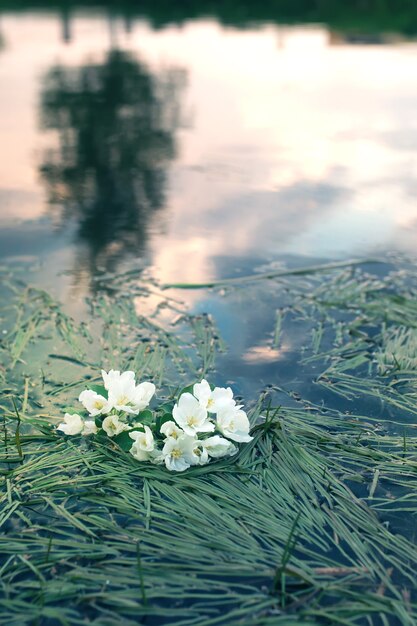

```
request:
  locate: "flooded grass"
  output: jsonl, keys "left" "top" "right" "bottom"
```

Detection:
{"left": 1, "top": 260, "right": 417, "bottom": 625}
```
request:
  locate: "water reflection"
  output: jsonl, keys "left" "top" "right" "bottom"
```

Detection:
{"left": 0, "top": 11, "right": 416, "bottom": 295}
{"left": 2, "top": 1, "right": 417, "bottom": 35}
{"left": 60, "top": 7, "right": 72, "bottom": 43}
{"left": 39, "top": 49, "right": 185, "bottom": 283}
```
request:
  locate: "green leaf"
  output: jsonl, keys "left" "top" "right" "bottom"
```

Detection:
{"left": 87, "top": 384, "right": 108, "bottom": 398}
{"left": 159, "top": 401, "right": 175, "bottom": 414}
{"left": 136, "top": 409, "right": 154, "bottom": 425}
{"left": 155, "top": 412, "right": 174, "bottom": 435}
{"left": 94, "top": 415, "right": 105, "bottom": 427}
{"left": 93, "top": 429, "right": 109, "bottom": 444}
{"left": 178, "top": 384, "right": 194, "bottom": 397}
{"left": 113, "top": 430, "right": 134, "bottom": 452}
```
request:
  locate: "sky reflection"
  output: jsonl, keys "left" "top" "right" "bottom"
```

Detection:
{"left": 0, "top": 13, "right": 417, "bottom": 291}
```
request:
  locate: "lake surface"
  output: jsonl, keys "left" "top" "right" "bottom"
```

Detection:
{"left": 2, "top": 9, "right": 417, "bottom": 625}
{"left": 1, "top": 8, "right": 417, "bottom": 397}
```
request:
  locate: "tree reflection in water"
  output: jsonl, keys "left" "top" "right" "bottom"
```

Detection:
{"left": 39, "top": 49, "right": 185, "bottom": 282}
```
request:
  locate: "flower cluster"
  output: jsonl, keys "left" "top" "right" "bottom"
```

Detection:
{"left": 57, "top": 370, "right": 253, "bottom": 472}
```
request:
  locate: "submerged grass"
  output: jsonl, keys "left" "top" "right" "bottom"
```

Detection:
{"left": 1, "top": 260, "right": 417, "bottom": 625}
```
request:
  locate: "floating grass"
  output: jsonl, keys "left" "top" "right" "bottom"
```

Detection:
{"left": 162, "top": 258, "right": 382, "bottom": 289}
{"left": 1, "top": 260, "right": 417, "bottom": 625}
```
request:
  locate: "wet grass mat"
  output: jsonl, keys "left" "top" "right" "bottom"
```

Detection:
{"left": 1, "top": 260, "right": 417, "bottom": 625}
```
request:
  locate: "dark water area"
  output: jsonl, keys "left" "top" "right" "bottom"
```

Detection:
{"left": 1, "top": 4, "right": 417, "bottom": 399}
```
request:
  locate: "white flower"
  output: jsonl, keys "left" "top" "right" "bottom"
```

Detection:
{"left": 82, "top": 420, "right": 98, "bottom": 436}
{"left": 184, "top": 437, "right": 209, "bottom": 466}
{"left": 79, "top": 389, "right": 112, "bottom": 417}
{"left": 57, "top": 413, "right": 84, "bottom": 436}
{"left": 193, "top": 379, "right": 235, "bottom": 413}
{"left": 202, "top": 435, "right": 237, "bottom": 458}
{"left": 162, "top": 435, "right": 200, "bottom": 472}
{"left": 131, "top": 382, "right": 156, "bottom": 413}
{"left": 160, "top": 420, "right": 184, "bottom": 440}
{"left": 129, "top": 426, "right": 155, "bottom": 461}
{"left": 102, "top": 415, "right": 131, "bottom": 438}
{"left": 172, "top": 393, "right": 214, "bottom": 436}
{"left": 216, "top": 406, "right": 253, "bottom": 443}
{"left": 149, "top": 451, "right": 164, "bottom": 465}
{"left": 101, "top": 369, "right": 135, "bottom": 390}
{"left": 101, "top": 369, "right": 155, "bottom": 415}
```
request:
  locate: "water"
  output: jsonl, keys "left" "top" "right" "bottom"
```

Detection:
{"left": 1, "top": 8, "right": 417, "bottom": 389}
{"left": 2, "top": 8, "right": 417, "bottom": 624}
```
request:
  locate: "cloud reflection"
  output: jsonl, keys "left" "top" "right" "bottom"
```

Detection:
{"left": 0, "top": 16, "right": 416, "bottom": 291}
{"left": 242, "top": 344, "right": 289, "bottom": 364}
